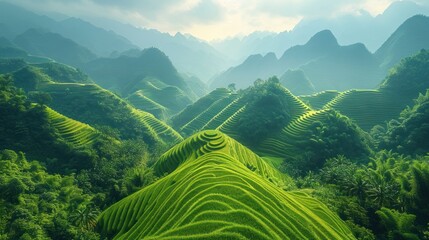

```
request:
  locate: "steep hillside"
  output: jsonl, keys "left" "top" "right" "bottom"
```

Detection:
{"left": 0, "top": 75, "right": 104, "bottom": 170}
{"left": 380, "top": 89, "right": 429, "bottom": 155}
{"left": 84, "top": 48, "right": 195, "bottom": 116}
{"left": 299, "top": 90, "right": 340, "bottom": 109}
{"left": 327, "top": 49, "right": 429, "bottom": 131}
{"left": 14, "top": 28, "right": 97, "bottom": 67}
{"left": 280, "top": 69, "right": 316, "bottom": 95}
{"left": 172, "top": 79, "right": 371, "bottom": 172}
{"left": 258, "top": 109, "right": 371, "bottom": 171}
{"left": 375, "top": 15, "right": 429, "bottom": 72}
{"left": 324, "top": 90, "right": 405, "bottom": 131}
{"left": 9, "top": 66, "right": 183, "bottom": 145}
{"left": 97, "top": 130, "right": 354, "bottom": 239}
{"left": 171, "top": 88, "right": 232, "bottom": 129}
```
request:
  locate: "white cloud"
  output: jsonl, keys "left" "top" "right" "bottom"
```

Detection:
{"left": 0, "top": 0, "right": 410, "bottom": 40}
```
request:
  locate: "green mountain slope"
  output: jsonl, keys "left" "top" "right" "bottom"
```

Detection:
{"left": 97, "top": 130, "right": 354, "bottom": 240}
{"left": 10, "top": 65, "right": 183, "bottom": 145}
{"left": 325, "top": 49, "right": 429, "bottom": 131}
{"left": 299, "top": 90, "right": 340, "bottom": 109}
{"left": 171, "top": 88, "right": 232, "bottom": 129}
{"left": 84, "top": 48, "right": 195, "bottom": 117}
{"left": 46, "top": 106, "right": 100, "bottom": 148}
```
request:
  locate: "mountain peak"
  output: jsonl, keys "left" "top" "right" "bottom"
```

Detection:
{"left": 306, "top": 30, "right": 338, "bottom": 47}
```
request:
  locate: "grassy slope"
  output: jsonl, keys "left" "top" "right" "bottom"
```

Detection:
{"left": 46, "top": 106, "right": 100, "bottom": 148}
{"left": 40, "top": 82, "right": 183, "bottom": 145}
{"left": 299, "top": 90, "right": 340, "bottom": 110}
{"left": 10, "top": 65, "right": 183, "bottom": 145}
{"left": 324, "top": 89, "right": 406, "bottom": 131}
{"left": 97, "top": 130, "right": 354, "bottom": 240}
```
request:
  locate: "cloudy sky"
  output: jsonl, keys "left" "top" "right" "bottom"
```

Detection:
{"left": 2, "top": 0, "right": 428, "bottom": 40}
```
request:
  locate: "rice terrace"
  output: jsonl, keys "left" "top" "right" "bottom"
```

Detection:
{"left": 0, "top": 0, "right": 429, "bottom": 239}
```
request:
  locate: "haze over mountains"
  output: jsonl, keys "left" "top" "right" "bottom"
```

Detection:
{"left": 1, "top": 1, "right": 429, "bottom": 239}
{"left": 1, "top": 0, "right": 429, "bottom": 84}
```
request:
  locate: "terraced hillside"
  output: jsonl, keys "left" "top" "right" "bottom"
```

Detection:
{"left": 42, "top": 82, "right": 183, "bottom": 145}
{"left": 299, "top": 90, "right": 340, "bottom": 109}
{"left": 10, "top": 67, "right": 183, "bottom": 145}
{"left": 126, "top": 90, "right": 169, "bottom": 120}
{"left": 258, "top": 109, "right": 370, "bottom": 170}
{"left": 259, "top": 109, "right": 331, "bottom": 158}
{"left": 46, "top": 107, "right": 100, "bottom": 148}
{"left": 97, "top": 130, "right": 354, "bottom": 240}
{"left": 171, "top": 88, "right": 231, "bottom": 129}
{"left": 126, "top": 78, "right": 192, "bottom": 117}
{"left": 173, "top": 83, "right": 310, "bottom": 140}
{"left": 324, "top": 90, "right": 406, "bottom": 131}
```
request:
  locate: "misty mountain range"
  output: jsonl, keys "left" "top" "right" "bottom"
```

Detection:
{"left": 1, "top": 0, "right": 429, "bottom": 93}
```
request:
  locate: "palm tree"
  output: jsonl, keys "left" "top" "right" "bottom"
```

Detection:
{"left": 70, "top": 204, "right": 99, "bottom": 231}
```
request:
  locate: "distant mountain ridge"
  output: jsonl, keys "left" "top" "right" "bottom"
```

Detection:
{"left": 0, "top": 2, "right": 136, "bottom": 57}
{"left": 375, "top": 14, "right": 429, "bottom": 72}
{"left": 14, "top": 28, "right": 97, "bottom": 67}
{"left": 211, "top": 29, "right": 382, "bottom": 92}
{"left": 211, "top": 1, "right": 429, "bottom": 62}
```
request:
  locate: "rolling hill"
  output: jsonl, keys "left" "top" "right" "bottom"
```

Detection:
{"left": 9, "top": 65, "right": 183, "bottom": 146}
{"left": 171, "top": 79, "right": 370, "bottom": 171}
{"left": 84, "top": 48, "right": 196, "bottom": 118}
{"left": 321, "top": 49, "right": 429, "bottom": 131}
{"left": 97, "top": 130, "right": 354, "bottom": 239}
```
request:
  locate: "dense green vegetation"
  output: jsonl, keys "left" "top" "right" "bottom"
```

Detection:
{"left": 6, "top": 65, "right": 182, "bottom": 145}
{"left": 0, "top": 149, "right": 99, "bottom": 240}
{"left": 98, "top": 130, "right": 354, "bottom": 239}
{"left": 1, "top": 7, "right": 429, "bottom": 239}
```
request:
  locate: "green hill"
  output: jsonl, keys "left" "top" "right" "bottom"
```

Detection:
{"left": 97, "top": 130, "right": 354, "bottom": 239}
{"left": 299, "top": 90, "right": 340, "bottom": 109}
{"left": 0, "top": 75, "right": 105, "bottom": 171}
{"left": 9, "top": 66, "right": 183, "bottom": 146}
{"left": 172, "top": 79, "right": 371, "bottom": 172}
{"left": 258, "top": 109, "right": 371, "bottom": 171}
{"left": 84, "top": 48, "right": 195, "bottom": 117}
{"left": 324, "top": 50, "right": 429, "bottom": 131}
{"left": 46, "top": 107, "right": 100, "bottom": 148}
{"left": 380, "top": 89, "right": 429, "bottom": 155}
{"left": 170, "top": 88, "right": 232, "bottom": 129}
